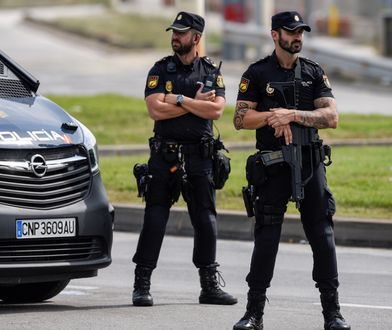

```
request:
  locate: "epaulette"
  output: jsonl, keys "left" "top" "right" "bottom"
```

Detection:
{"left": 249, "top": 55, "right": 270, "bottom": 67}
{"left": 155, "top": 56, "right": 171, "bottom": 64}
{"left": 201, "top": 56, "right": 217, "bottom": 68}
{"left": 300, "top": 56, "right": 320, "bottom": 67}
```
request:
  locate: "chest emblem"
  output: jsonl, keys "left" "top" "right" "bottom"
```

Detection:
{"left": 147, "top": 75, "right": 159, "bottom": 89}
{"left": 216, "top": 75, "right": 224, "bottom": 88}
{"left": 165, "top": 80, "right": 173, "bottom": 92}
{"left": 239, "top": 77, "right": 249, "bottom": 93}
{"left": 266, "top": 83, "right": 275, "bottom": 95}
{"left": 323, "top": 75, "right": 331, "bottom": 89}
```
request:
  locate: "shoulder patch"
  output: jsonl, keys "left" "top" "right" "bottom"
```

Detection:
{"left": 201, "top": 56, "right": 216, "bottom": 68}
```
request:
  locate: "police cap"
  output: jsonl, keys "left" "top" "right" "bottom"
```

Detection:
{"left": 271, "top": 11, "right": 311, "bottom": 32}
{"left": 166, "top": 11, "right": 205, "bottom": 34}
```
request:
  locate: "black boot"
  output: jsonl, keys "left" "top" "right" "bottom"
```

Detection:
{"left": 320, "top": 290, "right": 351, "bottom": 330}
{"left": 233, "top": 291, "right": 266, "bottom": 330}
{"left": 132, "top": 265, "right": 153, "bottom": 306}
{"left": 198, "top": 263, "right": 237, "bottom": 305}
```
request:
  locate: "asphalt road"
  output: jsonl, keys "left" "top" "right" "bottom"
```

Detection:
{"left": 0, "top": 8, "right": 392, "bottom": 115}
{"left": 1, "top": 232, "right": 391, "bottom": 330}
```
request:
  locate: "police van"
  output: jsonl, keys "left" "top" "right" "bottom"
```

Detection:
{"left": 0, "top": 50, "right": 114, "bottom": 303}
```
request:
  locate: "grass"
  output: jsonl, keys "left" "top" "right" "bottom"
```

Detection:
{"left": 46, "top": 94, "right": 392, "bottom": 219}
{"left": 99, "top": 146, "right": 392, "bottom": 220}
{"left": 49, "top": 94, "right": 392, "bottom": 145}
{"left": 0, "top": 0, "right": 105, "bottom": 7}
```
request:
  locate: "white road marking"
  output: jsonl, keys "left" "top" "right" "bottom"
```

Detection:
{"left": 66, "top": 285, "right": 98, "bottom": 290}
{"left": 314, "top": 303, "right": 392, "bottom": 310}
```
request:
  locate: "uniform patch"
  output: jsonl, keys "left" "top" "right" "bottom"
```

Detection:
{"left": 147, "top": 75, "right": 159, "bottom": 89}
{"left": 165, "top": 80, "right": 173, "bottom": 92}
{"left": 239, "top": 77, "right": 249, "bottom": 93}
{"left": 216, "top": 75, "right": 224, "bottom": 88}
{"left": 266, "top": 83, "right": 274, "bottom": 95}
{"left": 323, "top": 75, "right": 331, "bottom": 89}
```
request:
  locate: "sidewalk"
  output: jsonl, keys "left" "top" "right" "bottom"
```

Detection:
{"left": 113, "top": 204, "right": 392, "bottom": 249}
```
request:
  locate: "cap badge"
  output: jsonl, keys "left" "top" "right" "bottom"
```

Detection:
{"left": 294, "top": 15, "right": 300, "bottom": 21}
{"left": 177, "top": 14, "right": 182, "bottom": 20}
{"left": 266, "top": 83, "right": 274, "bottom": 95}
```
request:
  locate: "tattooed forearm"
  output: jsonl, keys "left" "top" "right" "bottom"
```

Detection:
{"left": 233, "top": 102, "right": 254, "bottom": 130}
{"left": 295, "top": 97, "right": 338, "bottom": 129}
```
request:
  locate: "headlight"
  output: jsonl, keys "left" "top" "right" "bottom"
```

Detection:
{"left": 75, "top": 120, "right": 99, "bottom": 174}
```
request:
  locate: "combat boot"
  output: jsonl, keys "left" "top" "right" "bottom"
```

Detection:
{"left": 132, "top": 265, "right": 153, "bottom": 306}
{"left": 320, "top": 290, "right": 351, "bottom": 330}
{"left": 198, "top": 263, "right": 237, "bottom": 305}
{"left": 233, "top": 291, "right": 266, "bottom": 330}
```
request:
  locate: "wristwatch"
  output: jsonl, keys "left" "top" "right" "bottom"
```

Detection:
{"left": 176, "top": 94, "right": 184, "bottom": 107}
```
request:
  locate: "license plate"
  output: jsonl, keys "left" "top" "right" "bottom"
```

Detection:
{"left": 16, "top": 218, "right": 76, "bottom": 239}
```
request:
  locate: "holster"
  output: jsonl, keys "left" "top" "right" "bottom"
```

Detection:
{"left": 133, "top": 163, "right": 151, "bottom": 200}
{"left": 242, "top": 185, "right": 255, "bottom": 217}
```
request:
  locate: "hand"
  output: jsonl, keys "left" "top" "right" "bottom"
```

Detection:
{"left": 267, "top": 108, "right": 295, "bottom": 128}
{"left": 164, "top": 93, "right": 177, "bottom": 105}
{"left": 274, "top": 124, "right": 293, "bottom": 145}
{"left": 195, "top": 83, "right": 216, "bottom": 101}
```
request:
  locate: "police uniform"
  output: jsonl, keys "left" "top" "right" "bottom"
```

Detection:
{"left": 234, "top": 12, "right": 350, "bottom": 330}
{"left": 132, "top": 11, "right": 237, "bottom": 308}
{"left": 238, "top": 50, "right": 339, "bottom": 292}
{"left": 132, "top": 53, "right": 225, "bottom": 269}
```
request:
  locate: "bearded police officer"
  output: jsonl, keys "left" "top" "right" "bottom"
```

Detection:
{"left": 232, "top": 11, "right": 350, "bottom": 330}
{"left": 131, "top": 11, "right": 237, "bottom": 307}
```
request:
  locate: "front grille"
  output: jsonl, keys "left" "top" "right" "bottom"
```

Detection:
{"left": 0, "top": 77, "right": 32, "bottom": 98}
{"left": 0, "top": 146, "right": 92, "bottom": 209}
{"left": 0, "top": 237, "right": 105, "bottom": 263}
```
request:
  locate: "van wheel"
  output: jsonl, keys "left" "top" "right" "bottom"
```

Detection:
{"left": 0, "top": 280, "right": 70, "bottom": 303}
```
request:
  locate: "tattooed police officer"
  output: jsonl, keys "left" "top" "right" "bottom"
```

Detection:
{"left": 131, "top": 11, "right": 237, "bottom": 307}
{"left": 232, "top": 11, "right": 350, "bottom": 330}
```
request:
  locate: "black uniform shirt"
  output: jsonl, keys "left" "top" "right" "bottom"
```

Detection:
{"left": 145, "top": 54, "right": 225, "bottom": 142}
{"left": 237, "top": 51, "right": 333, "bottom": 150}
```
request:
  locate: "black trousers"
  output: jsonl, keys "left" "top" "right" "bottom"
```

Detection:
{"left": 132, "top": 151, "right": 217, "bottom": 269}
{"left": 246, "top": 161, "right": 339, "bottom": 292}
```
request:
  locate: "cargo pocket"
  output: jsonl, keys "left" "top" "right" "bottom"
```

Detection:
{"left": 325, "top": 186, "right": 336, "bottom": 218}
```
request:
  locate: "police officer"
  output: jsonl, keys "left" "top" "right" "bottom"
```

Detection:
{"left": 232, "top": 11, "right": 350, "bottom": 330}
{"left": 131, "top": 11, "right": 237, "bottom": 307}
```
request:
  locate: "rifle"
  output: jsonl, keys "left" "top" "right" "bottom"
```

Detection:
{"left": 262, "top": 81, "right": 320, "bottom": 208}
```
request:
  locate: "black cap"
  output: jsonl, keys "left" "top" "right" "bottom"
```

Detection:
{"left": 271, "top": 11, "right": 311, "bottom": 32}
{"left": 166, "top": 11, "right": 205, "bottom": 34}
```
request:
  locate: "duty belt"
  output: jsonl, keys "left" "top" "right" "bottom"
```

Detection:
{"left": 149, "top": 137, "right": 214, "bottom": 157}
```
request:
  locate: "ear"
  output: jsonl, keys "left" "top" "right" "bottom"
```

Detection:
{"left": 271, "top": 30, "right": 279, "bottom": 42}
{"left": 193, "top": 33, "right": 200, "bottom": 43}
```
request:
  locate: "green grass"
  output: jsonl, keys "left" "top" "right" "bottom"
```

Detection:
{"left": 50, "top": 94, "right": 392, "bottom": 145}
{"left": 33, "top": 12, "right": 173, "bottom": 50}
{"left": 0, "top": 0, "right": 105, "bottom": 7}
{"left": 99, "top": 146, "right": 392, "bottom": 220}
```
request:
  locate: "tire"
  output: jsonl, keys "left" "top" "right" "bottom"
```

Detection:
{"left": 0, "top": 280, "right": 70, "bottom": 303}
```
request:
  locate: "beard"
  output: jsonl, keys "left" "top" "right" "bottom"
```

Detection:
{"left": 171, "top": 38, "right": 194, "bottom": 56}
{"left": 278, "top": 31, "right": 302, "bottom": 54}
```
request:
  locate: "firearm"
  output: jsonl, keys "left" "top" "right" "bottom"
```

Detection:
{"left": 242, "top": 185, "right": 255, "bottom": 217}
{"left": 200, "top": 61, "right": 222, "bottom": 93}
{"left": 133, "top": 163, "right": 152, "bottom": 201}
{"left": 266, "top": 81, "right": 318, "bottom": 208}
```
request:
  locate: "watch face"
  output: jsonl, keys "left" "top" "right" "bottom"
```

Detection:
{"left": 176, "top": 94, "right": 184, "bottom": 106}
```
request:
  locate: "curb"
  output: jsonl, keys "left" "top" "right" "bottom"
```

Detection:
{"left": 98, "top": 139, "right": 392, "bottom": 157}
{"left": 113, "top": 204, "right": 392, "bottom": 249}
